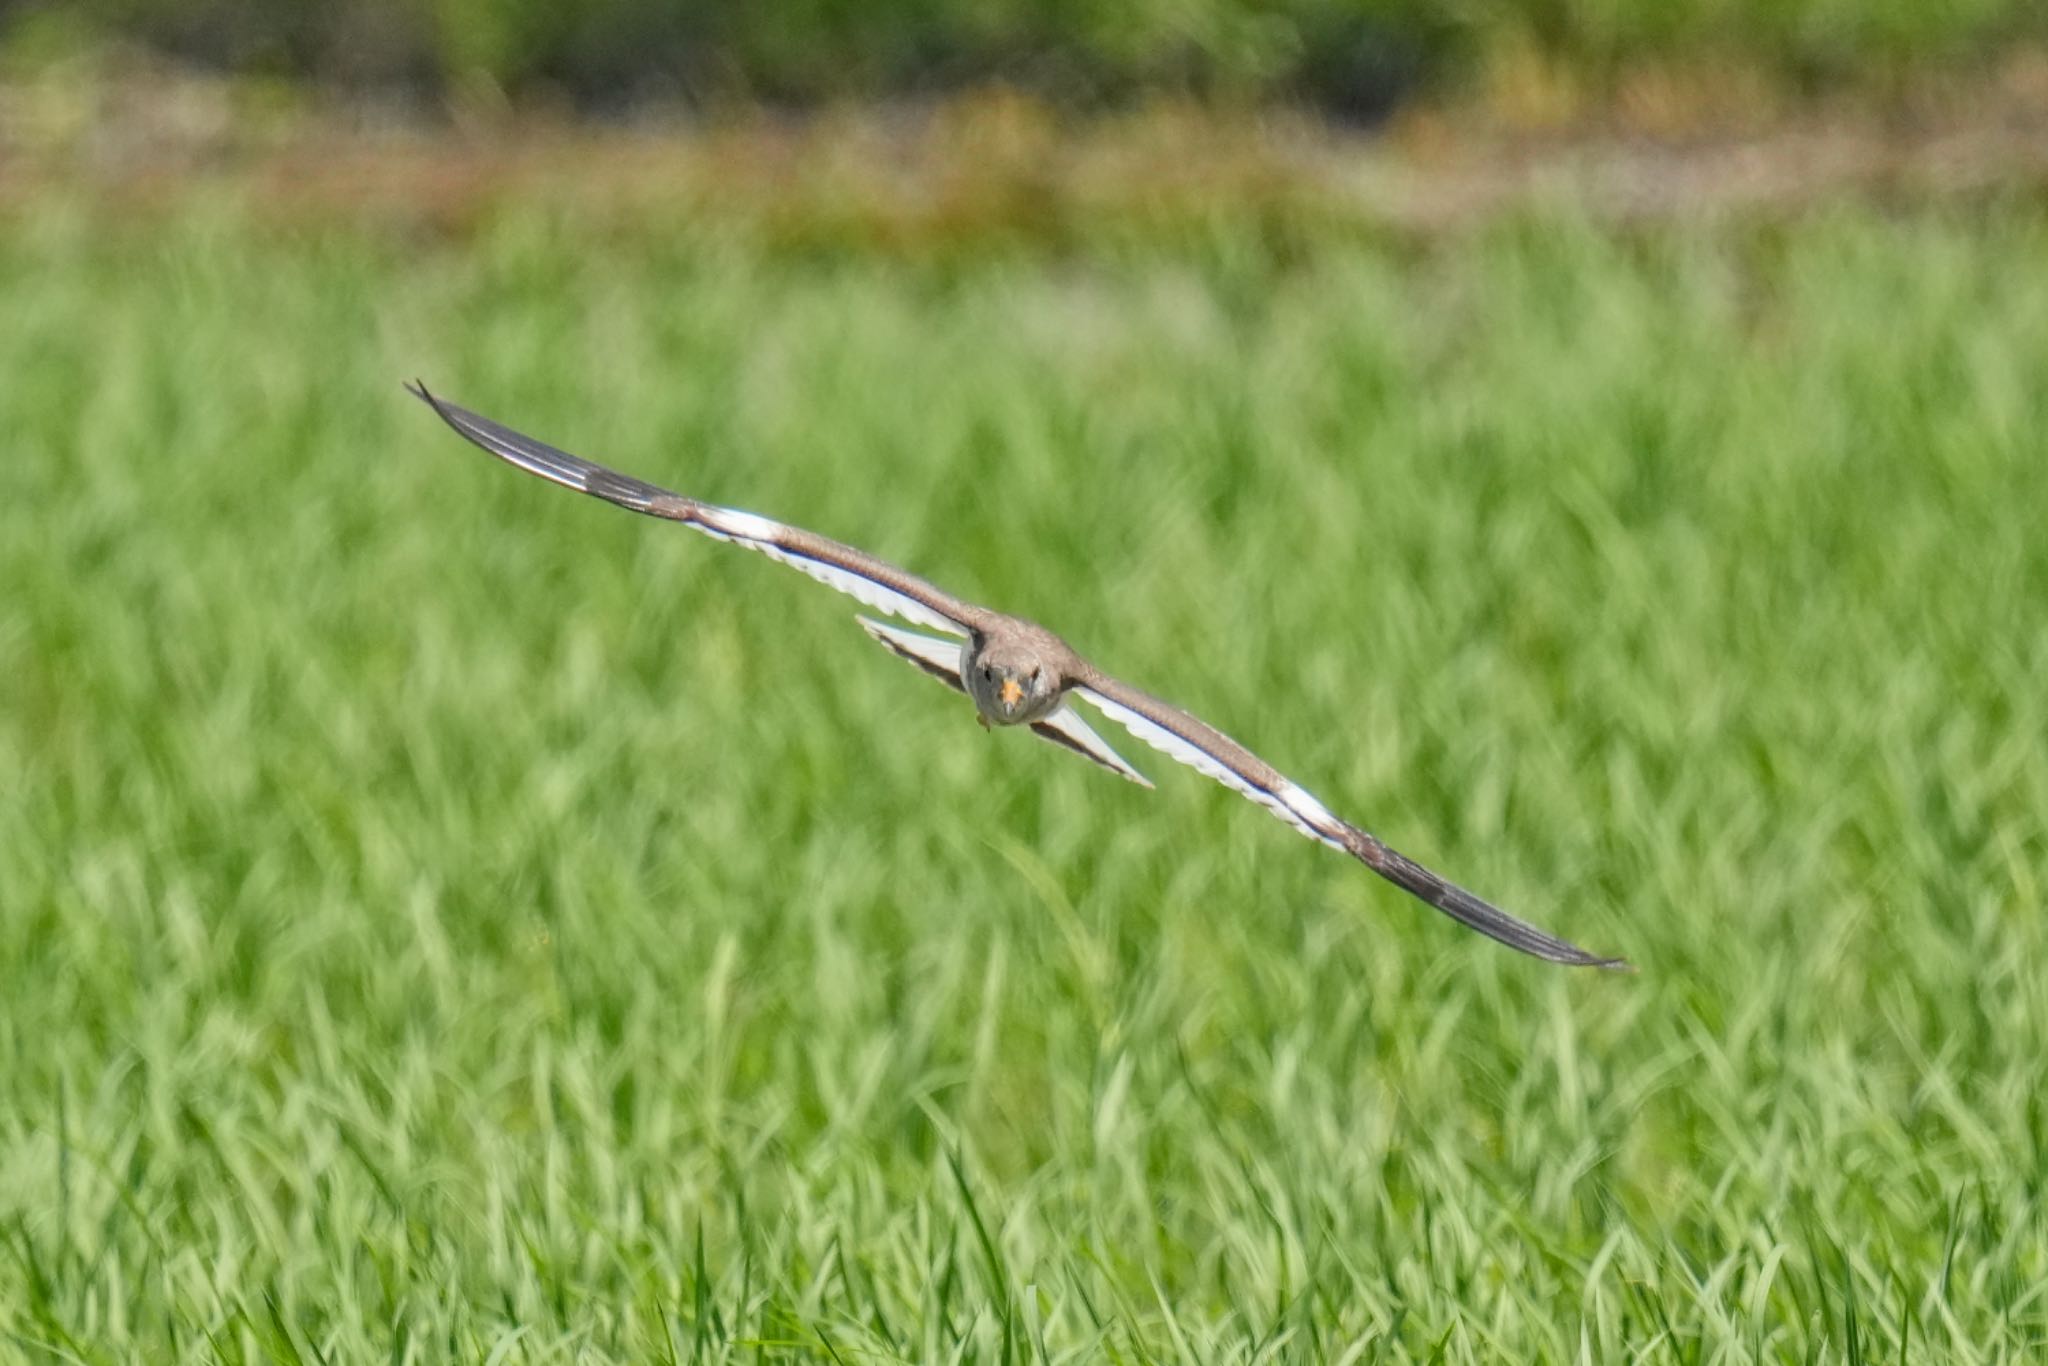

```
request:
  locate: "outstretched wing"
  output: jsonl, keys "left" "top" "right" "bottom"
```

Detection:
{"left": 857, "top": 618, "right": 1151, "bottom": 787}
{"left": 856, "top": 616, "right": 969, "bottom": 693}
{"left": 410, "top": 384, "right": 991, "bottom": 639}
{"left": 1029, "top": 708, "right": 1153, "bottom": 788}
{"left": 1070, "top": 671, "right": 1626, "bottom": 969}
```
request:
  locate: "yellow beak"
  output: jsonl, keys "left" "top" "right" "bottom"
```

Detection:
{"left": 998, "top": 678, "right": 1024, "bottom": 707}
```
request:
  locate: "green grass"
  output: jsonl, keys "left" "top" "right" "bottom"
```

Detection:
{"left": 2, "top": 200, "right": 2046, "bottom": 1361}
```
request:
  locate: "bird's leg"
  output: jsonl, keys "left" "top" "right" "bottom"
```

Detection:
{"left": 977, "top": 713, "right": 991, "bottom": 731}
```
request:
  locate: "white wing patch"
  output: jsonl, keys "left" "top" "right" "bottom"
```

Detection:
{"left": 1034, "top": 705, "right": 1154, "bottom": 788}
{"left": 697, "top": 506, "right": 783, "bottom": 542}
{"left": 690, "top": 504, "right": 969, "bottom": 637}
{"left": 1071, "top": 687, "right": 1345, "bottom": 850}
{"left": 1273, "top": 780, "right": 1339, "bottom": 830}
{"left": 856, "top": 617, "right": 967, "bottom": 686}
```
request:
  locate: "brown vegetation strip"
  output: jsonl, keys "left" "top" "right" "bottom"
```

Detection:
{"left": 5, "top": 77, "right": 2048, "bottom": 240}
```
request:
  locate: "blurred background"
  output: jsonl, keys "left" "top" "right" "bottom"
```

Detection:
{"left": 10, "top": 0, "right": 2048, "bottom": 111}
{"left": 2, "top": 3, "right": 2046, "bottom": 1362}
{"left": 7, "top": 0, "right": 2048, "bottom": 203}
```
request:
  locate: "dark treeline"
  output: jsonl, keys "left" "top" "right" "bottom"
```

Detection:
{"left": 9, "top": 0, "right": 2041, "bottom": 118}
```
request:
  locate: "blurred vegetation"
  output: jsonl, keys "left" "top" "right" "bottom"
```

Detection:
{"left": 4, "top": 198, "right": 2047, "bottom": 1362}
{"left": 5, "top": 0, "right": 2044, "bottom": 118}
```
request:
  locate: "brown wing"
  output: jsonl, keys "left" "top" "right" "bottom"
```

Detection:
{"left": 409, "top": 384, "right": 997, "bottom": 638}
{"left": 1070, "top": 670, "right": 1627, "bottom": 969}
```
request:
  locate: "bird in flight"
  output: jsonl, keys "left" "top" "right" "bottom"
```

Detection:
{"left": 409, "top": 383, "right": 1624, "bottom": 969}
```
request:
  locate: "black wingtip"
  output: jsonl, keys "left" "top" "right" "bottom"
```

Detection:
{"left": 405, "top": 381, "right": 511, "bottom": 453}
{"left": 1530, "top": 944, "right": 1633, "bottom": 971}
{"left": 1534, "top": 944, "right": 1633, "bottom": 971}
{"left": 1351, "top": 832, "right": 1631, "bottom": 971}
{"left": 406, "top": 381, "right": 495, "bottom": 454}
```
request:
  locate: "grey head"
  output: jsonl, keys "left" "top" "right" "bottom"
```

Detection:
{"left": 964, "top": 621, "right": 1072, "bottom": 726}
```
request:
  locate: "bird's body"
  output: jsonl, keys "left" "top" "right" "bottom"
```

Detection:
{"left": 963, "top": 619, "right": 1072, "bottom": 727}
{"left": 409, "top": 382, "right": 1625, "bottom": 970}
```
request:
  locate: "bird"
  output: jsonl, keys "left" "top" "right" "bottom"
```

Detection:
{"left": 408, "top": 382, "right": 1625, "bottom": 970}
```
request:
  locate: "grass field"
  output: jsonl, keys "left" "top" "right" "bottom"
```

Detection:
{"left": 2, "top": 200, "right": 2046, "bottom": 1361}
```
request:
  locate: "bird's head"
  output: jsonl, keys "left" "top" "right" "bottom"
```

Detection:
{"left": 972, "top": 642, "right": 1058, "bottom": 724}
